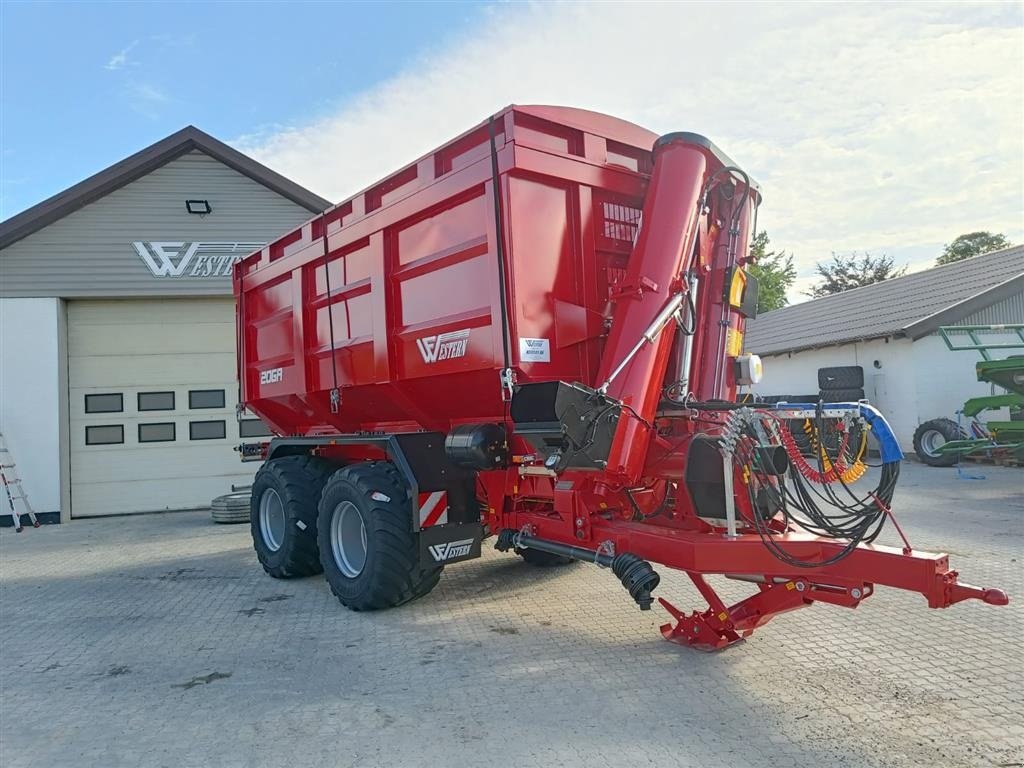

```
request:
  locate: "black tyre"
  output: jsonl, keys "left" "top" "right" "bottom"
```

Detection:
{"left": 820, "top": 388, "right": 865, "bottom": 403}
{"left": 251, "top": 455, "right": 334, "bottom": 578}
{"left": 317, "top": 462, "right": 442, "bottom": 611}
{"left": 212, "top": 491, "right": 251, "bottom": 524}
{"left": 913, "top": 418, "right": 966, "bottom": 467}
{"left": 818, "top": 366, "right": 864, "bottom": 390}
{"left": 791, "top": 394, "right": 822, "bottom": 403}
{"left": 516, "top": 547, "right": 574, "bottom": 567}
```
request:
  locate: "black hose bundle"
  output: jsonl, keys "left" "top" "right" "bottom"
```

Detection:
{"left": 733, "top": 409, "right": 899, "bottom": 568}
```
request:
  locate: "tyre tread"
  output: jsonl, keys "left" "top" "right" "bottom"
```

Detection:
{"left": 818, "top": 366, "right": 865, "bottom": 390}
{"left": 318, "top": 461, "right": 442, "bottom": 611}
{"left": 251, "top": 455, "right": 333, "bottom": 578}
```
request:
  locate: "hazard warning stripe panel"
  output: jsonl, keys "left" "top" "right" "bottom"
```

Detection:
{"left": 418, "top": 491, "right": 448, "bottom": 527}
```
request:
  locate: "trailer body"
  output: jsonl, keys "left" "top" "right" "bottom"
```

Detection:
{"left": 235, "top": 105, "right": 1006, "bottom": 650}
{"left": 237, "top": 105, "right": 675, "bottom": 434}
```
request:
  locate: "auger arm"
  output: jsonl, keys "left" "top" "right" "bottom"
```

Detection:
{"left": 499, "top": 129, "right": 1007, "bottom": 652}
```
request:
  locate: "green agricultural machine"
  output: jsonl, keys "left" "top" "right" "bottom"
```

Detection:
{"left": 913, "top": 324, "right": 1024, "bottom": 466}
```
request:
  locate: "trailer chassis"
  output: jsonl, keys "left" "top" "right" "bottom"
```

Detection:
{"left": 483, "top": 399, "right": 1009, "bottom": 650}
{"left": 489, "top": 499, "right": 1008, "bottom": 651}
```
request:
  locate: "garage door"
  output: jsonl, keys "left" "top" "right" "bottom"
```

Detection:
{"left": 68, "top": 298, "right": 265, "bottom": 517}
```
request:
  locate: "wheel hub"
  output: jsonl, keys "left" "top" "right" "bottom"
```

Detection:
{"left": 259, "top": 488, "right": 286, "bottom": 552}
{"left": 331, "top": 500, "right": 367, "bottom": 578}
{"left": 920, "top": 429, "right": 946, "bottom": 456}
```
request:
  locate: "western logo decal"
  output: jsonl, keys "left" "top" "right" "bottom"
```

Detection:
{"left": 428, "top": 539, "right": 475, "bottom": 562}
{"left": 416, "top": 329, "right": 470, "bottom": 364}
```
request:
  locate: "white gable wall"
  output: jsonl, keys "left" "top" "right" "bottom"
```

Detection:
{"left": 0, "top": 150, "right": 314, "bottom": 299}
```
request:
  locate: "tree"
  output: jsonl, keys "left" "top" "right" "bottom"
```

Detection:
{"left": 805, "top": 252, "right": 906, "bottom": 298}
{"left": 937, "top": 231, "right": 1011, "bottom": 265}
{"left": 746, "top": 231, "right": 795, "bottom": 314}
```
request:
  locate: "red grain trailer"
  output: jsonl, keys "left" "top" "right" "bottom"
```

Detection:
{"left": 236, "top": 105, "right": 660, "bottom": 436}
{"left": 235, "top": 105, "right": 1006, "bottom": 649}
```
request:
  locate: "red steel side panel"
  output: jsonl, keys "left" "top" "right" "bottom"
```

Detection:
{"left": 234, "top": 105, "right": 657, "bottom": 438}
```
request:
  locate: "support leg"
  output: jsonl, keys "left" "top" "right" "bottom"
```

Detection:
{"left": 660, "top": 576, "right": 816, "bottom": 652}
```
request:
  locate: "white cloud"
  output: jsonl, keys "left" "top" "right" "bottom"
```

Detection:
{"left": 103, "top": 38, "right": 172, "bottom": 118}
{"left": 105, "top": 41, "right": 138, "bottom": 71}
{"left": 131, "top": 83, "right": 169, "bottom": 103}
{"left": 127, "top": 82, "right": 171, "bottom": 119}
{"left": 235, "top": 2, "right": 1023, "bottom": 302}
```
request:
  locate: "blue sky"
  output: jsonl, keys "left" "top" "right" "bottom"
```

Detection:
{"left": 2, "top": 2, "right": 1021, "bottom": 300}
{"left": 0, "top": 1, "right": 487, "bottom": 217}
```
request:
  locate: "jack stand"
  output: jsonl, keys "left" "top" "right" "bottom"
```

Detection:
{"left": 659, "top": 574, "right": 817, "bottom": 652}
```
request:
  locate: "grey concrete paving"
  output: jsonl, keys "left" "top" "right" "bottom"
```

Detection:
{"left": 1, "top": 461, "right": 1021, "bottom": 768}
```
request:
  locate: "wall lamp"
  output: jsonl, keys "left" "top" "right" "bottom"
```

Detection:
{"left": 186, "top": 199, "right": 212, "bottom": 215}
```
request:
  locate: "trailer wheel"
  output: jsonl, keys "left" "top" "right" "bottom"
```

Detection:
{"left": 251, "top": 455, "right": 334, "bottom": 578}
{"left": 516, "top": 548, "right": 574, "bottom": 567}
{"left": 913, "top": 419, "right": 966, "bottom": 467}
{"left": 317, "top": 462, "right": 442, "bottom": 611}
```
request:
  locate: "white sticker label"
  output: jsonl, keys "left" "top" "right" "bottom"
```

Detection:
{"left": 519, "top": 337, "right": 550, "bottom": 363}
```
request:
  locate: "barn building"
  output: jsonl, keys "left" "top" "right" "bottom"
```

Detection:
{"left": 745, "top": 246, "right": 1024, "bottom": 451}
{"left": 0, "top": 127, "right": 328, "bottom": 522}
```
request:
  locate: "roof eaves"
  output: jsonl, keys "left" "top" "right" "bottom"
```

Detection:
{"left": 189, "top": 128, "right": 331, "bottom": 214}
{"left": 758, "top": 331, "right": 896, "bottom": 357}
{"left": 901, "top": 272, "right": 1024, "bottom": 340}
{"left": 0, "top": 126, "right": 330, "bottom": 250}
{"left": 752, "top": 244, "right": 1024, "bottom": 321}
{"left": 746, "top": 246, "right": 1024, "bottom": 355}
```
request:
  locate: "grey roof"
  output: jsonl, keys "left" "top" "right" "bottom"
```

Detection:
{"left": 745, "top": 245, "right": 1024, "bottom": 356}
{"left": 0, "top": 126, "right": 331, "bottom": 250}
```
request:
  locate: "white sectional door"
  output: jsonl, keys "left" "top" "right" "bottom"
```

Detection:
{"left": 68, "top": 298, "right": 261, "bottom": 517}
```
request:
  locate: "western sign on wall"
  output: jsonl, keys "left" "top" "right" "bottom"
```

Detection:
{"left": 132, "top": 241, "right": 265, "bottom": 279}
{"left": 0, "top": 147, "right": 322, "bottom": 299}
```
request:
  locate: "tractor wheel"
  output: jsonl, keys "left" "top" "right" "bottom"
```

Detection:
{"left": 516, "top": 548, "right": 575, "bottom": 567}
{"left": 913, "top": 419, "right": 966, "bottom": 467}
{"left": 818, "top": 366, "right": 864, "bottom": 390}
{"left": 251, "top": 455, "right": 334, "bottom": 578}
{"left": 317, "top": 462, "right": 442, "bottom": 611}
